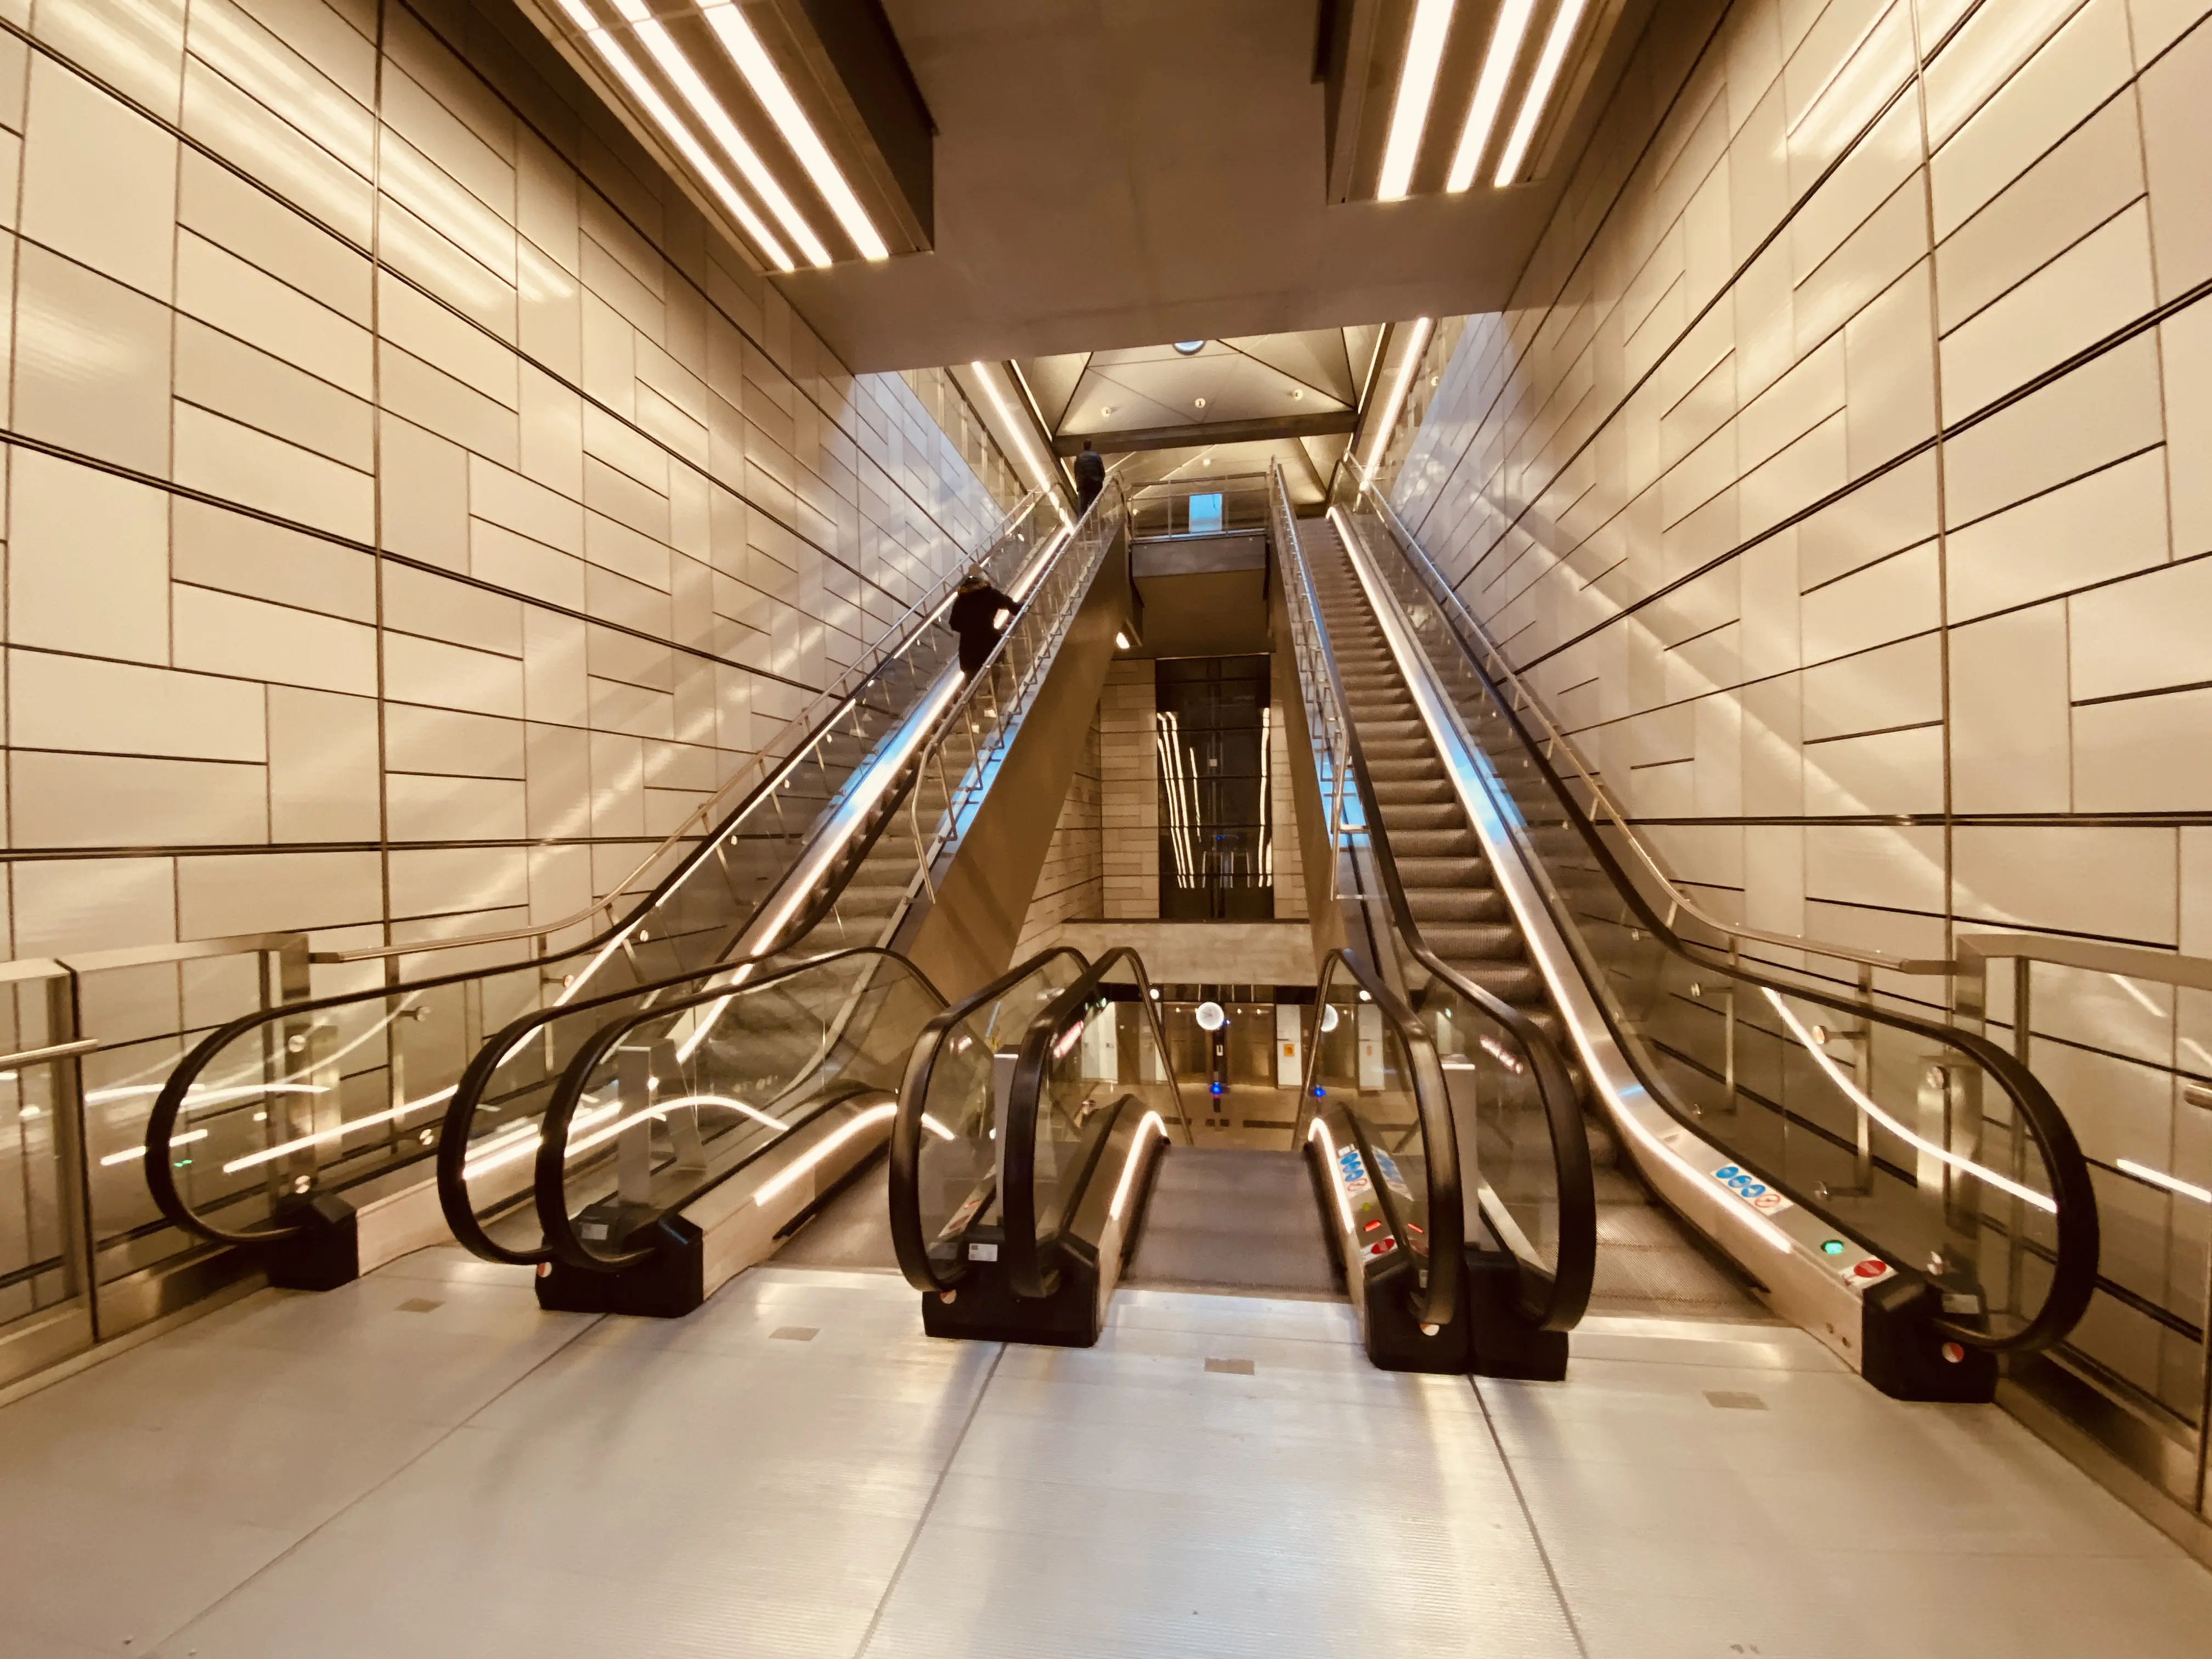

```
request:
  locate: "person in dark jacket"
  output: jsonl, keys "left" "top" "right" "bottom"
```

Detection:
{"left": 946, "top": 571, "right": 1018, "bottom": 676}
{"left": 1071, "top": 441, "right": 1105, "bottom": 515}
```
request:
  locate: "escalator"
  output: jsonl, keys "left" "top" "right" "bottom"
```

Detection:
{"left": 883, "top": 467, "right": 1599, "bottom": 1374}
{"left": 144, "top": 481, "right": 1135, "bottom": 1307}
{"left": 1317, "top": 476, "right": 2101, "bottom": 1399}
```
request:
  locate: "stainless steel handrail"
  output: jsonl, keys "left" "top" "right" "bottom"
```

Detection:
{"left": 1350, "top": 467, "right": 1951, "bottom": 979}
{"left": 313, "top": 488, "right": 1048, "bottom": 966}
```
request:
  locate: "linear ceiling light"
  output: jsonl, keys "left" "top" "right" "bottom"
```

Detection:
{"left": 552, "top": 0, "right": 794, "bottom": 271}
{"left": 612, "top": 0, "right": 832, "bottom": 267}
{"left": 972, "top": 360, "right": 1064, "bottom": 504}
{"left": 699, "top": 1, "right": 890, "bottom": 261}
{"left": 1377, "top": 0, "right": 1458, "bottom": 200}
{"left": 1495, "top": 0, "right": 1592, "bottom": 185}
{"left": 1446, "top": 0, "right": 1536, "bottom": 190}
{"left": 1361, "top": 317, "right": 1433, "bottom": 476}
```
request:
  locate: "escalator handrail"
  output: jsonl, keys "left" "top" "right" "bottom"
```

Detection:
{"left": 1271, "top": 469, "right": 1593, "bottom": 1331}
{"left": 889, "top": 945, "right": 1094, "bottom": 1294}
{"left": 1303, "top": 946, "right": 1464, "bottom": 1333}
{"left": 1342, "top": 496, "right": 2101, "bottom": 1356}
{"left": 434, "top": 482, "right": 1131, "bottom": 1265}
{"left": 526, "top": 945, "right": 947, "bottom": 1271}
{"left": 1000, "top": 946, "right": 1192, "bottom": 1300}
{"left": 143, "top": 495, "right": 1060, "bottom": 1250}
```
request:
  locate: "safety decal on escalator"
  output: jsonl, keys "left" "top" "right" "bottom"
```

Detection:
{"left": 1711, "top": 1164, "right": 1792, "bottom": 1217}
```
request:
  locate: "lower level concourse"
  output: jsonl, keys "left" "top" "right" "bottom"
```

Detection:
{"left": 3, "top": 1243, "right": 2208, "bottom": 1659}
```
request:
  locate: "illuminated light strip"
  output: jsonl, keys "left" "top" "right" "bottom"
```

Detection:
{"left": 1307, "top": 1116, "right": 1358, "bottom": 1235}
{"left": 1378, "top": 0, "right": 1459, "bottom": 200}
{"left": 970, "top": 362, "right": 1064, "bottom": 504}
{"left": 550, "top": 0, "right": 794, "bottom": 271}
{"left": 921, "top": 1113, "right": 957, "bottom": 1142}
{"left": 1109, "top": 1111, "right": 1167, "bottom": 1220}
{"left": 1763, "top": 990, "right": 2058, "bottom": 1215}
{"left": 755, "top": 1101, "right": 896, "bottom": 1204}
{"left": 219, "top": 1086, "right": 460, "bottom": 1175}
{"left": 103, "top": 1130, "right": 205, "bottom": 1167}
{"left": 656, "top": 1092, "right": 783, "bottom": 1130}
{"left": 1494, "top": 0, "right": 1593, "bottom": 185}
{"left": 94, "top": 1082, "right": 321, "bottom": 1106}
{"left": 2118, "top": 1158, "right": 2212, "bottom": 1204}
{"left": 698, "top": 1, "right": 889, "bottom": 261}
{"left": 461, "top": 1119, "right": 550, "bottom": 1179}
{"left": 610, "top": 0, "right": 832, "bottom": 267}
{"left": 1445, "top": 0, "right": 1535, "bottom": 190}
{"left": 1361, "top": 318, "right": 1434, "bottom": 477}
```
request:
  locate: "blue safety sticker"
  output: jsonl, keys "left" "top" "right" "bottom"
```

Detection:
{"left": 1712, "top": 1163, "right": 1792, "bottom": 1216}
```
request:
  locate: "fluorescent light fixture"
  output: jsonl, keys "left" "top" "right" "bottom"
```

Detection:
{"left": 551, "top": 0, "right": 794, "bottom": 272}
{"left": 699, "top": 1, "right": 890, "bottom": 261}
{"left": 756, "top": 1101, "right": 896, "bottom": 1204}
{"left": 1378, "top": 0, "right": 1458, "bottom": 200}
{"left": 1495, "top": 0, "right": 1593, "bottom": 185}
{"left": 611, "top": 0, "right": 831, "bottom": 267}
{"left": 1359, "top": 317, "right": 1434, "bottom": 476}
{"left": 2119, "top": 1158, "right": 2212, "bottom": 1204}
{"left": 1109, "top": 1111, "right": 1167, "bottom": 1219}
{"left": 1764, "top": 990, "right": 2058, "bottom": 1214}
{"left": 971, "top": 361, "right": 1063, "bottom": 499}
{"left": 1446, "top": 0, "right": 1535, "bottom": 190}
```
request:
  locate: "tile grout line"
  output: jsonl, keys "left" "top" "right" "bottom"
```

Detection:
{"left": 850, "top": 1341, "right": 1007, "bottom": 1659}
{"left": 1469, "top": 1375, "right": 1592, "bottom": 1659}
{"left": 148, "top": 1304, "right": 609, "bottom": 1652}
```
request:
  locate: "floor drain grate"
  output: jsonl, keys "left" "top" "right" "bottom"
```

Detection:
{"left": 771, "top": 1327, "right": 819, "bottom": 1342}
{"left": 1703, "top": 1390, "right": 1767, "bottom": 1410}
{"left": 1205, "top": 1357, "right": 1255, "bottom": 1375}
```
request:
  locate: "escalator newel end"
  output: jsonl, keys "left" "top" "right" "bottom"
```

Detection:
{"left": 1858, "top": 1275, "right": 1997, "bottom": 1404}
{"left": 1462, "top": 1251, "right": 1569, "bottom": 1383}
{"left": 535, "top": 1217, "right": 706, "bottom": 1319}
{"left": 262, "top": 1194, "right": 359, "bottom": 1293}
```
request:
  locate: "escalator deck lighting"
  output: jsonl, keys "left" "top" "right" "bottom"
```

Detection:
{"left": 1822, "top": 1239, "right": 1845, "bottom": 1255}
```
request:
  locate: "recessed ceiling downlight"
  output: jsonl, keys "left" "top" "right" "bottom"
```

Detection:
{"left": 1173, "top": 341, "right": 1205, "bottom": 355}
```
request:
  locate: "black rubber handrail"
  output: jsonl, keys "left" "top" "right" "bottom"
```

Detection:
{"left": 1000, "top": 947, "right": 1192, "bottom": 1300}
{"left": 526, "top": 945, "right": 946, "bottom": 1272}
{"left": 142, "top": 498, "right": 1062, "bottom": 1250}
{"left": 437, "top": 483, "right": 1130, "bottom": 1263}
{"left": 1301, "top": 947, "right": 1465, "bottom": 1333}
{"left": 1346, "top": 500, "right": 2101, "bottom": 1356}
{"left": 887, "top": 946, "right": 1092, "bottom": 1296}
{"left": 1274, "top": 484, "right": 1593, "bottom": 1331}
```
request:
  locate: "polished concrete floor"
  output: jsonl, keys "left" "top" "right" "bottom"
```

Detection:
{"left": 2, "top": 1250, "right": 2207, "bottom": 1658}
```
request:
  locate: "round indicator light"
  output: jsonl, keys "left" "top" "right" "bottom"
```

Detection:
{"left": 1940, "top": 1341, "right": 1966, "bottom": 1365}
{"left": 1821, "top": 1239, "right": 1845, "bottom": 1256}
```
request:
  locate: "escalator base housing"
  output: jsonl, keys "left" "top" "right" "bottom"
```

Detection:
{"left": 1462, "top": 1251, "right": 1569, "bottom": 1381}
{"left": 1860, "top": 1276, "right": 1997, "bottom": 1403}
{"left": 536, "top": 1217, "right": 706, "bottom": 1318}
{"left": 922, "top": 1245, "right": 1103, "bottom": 1347}
{"left": 263, "top": 1196, "right": 360, "bottom": 1293}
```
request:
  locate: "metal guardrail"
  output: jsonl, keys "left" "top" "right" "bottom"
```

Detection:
{"left": 0, "top": 933, "right": 310, "bottom": 1390}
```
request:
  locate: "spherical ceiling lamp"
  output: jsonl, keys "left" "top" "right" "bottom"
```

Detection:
{"left": 1195, "top": 1000, "right": 1226, "bottom": 1031}
{"left": 1173, "top": 340, "right": 1205, "bottom": 355}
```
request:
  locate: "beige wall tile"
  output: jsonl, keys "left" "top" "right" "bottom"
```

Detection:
{"left": 9, "top": 448, "right": 170, "bottom": 664}
{"left": 20, "top": 55, "right": 177, "bottom": 299}
{"left": 1950, "top": 603, "right": 2073, "bottom": 812}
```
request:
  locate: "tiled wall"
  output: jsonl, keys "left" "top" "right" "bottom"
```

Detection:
{"left": 0, "top": 0, "right": 1019, "bottom": 972}
{"left": 1099, "top": 660, "right": 1158, "bottom": 919}
{"left": 1013, "top": 708, "right": 1102, "bottom": 955}
{"left": 1378, "top": 0, "right": 2212, "bottom": 1428}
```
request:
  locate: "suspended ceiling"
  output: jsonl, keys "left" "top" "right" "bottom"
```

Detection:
{"left": 773, "top": 0, "right": 1655, "bottom": 371}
